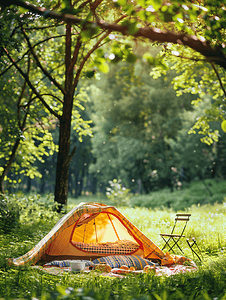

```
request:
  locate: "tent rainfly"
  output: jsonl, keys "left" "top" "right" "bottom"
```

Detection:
{"left": 9, "top": 202, "right": 191, "bottom": 266}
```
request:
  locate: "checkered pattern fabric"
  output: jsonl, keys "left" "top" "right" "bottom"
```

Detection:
{"left": 72, "top": 240, "right": 140, "bottom": 255}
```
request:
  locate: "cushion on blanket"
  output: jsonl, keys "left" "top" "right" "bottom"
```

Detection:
{"left": 93, "top": 255, "right": 155, "bottom": 270}
{"left": 43, "top": 260, "right": 95, "bottom": 268}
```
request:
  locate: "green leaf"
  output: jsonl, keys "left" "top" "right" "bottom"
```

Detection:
{"left": 81, "top": 30, "right": 91, "bottom": 42}
{"left": 61, "top": 0, "right": 70, "bottom": 10}
{"left": 137, "top": 0, "right": 146, "bottom": 7}
{"left": 98, "top": 62, "right": 109, "bottom": 73}
{"left": 143, "top": 52, "right": 155, "bottom": 64}
{"left": 81, "top": 25, "right": 99, "bottom": 42}
{"left": 86, "top": 70, "right": 96, "bottom": 78}
{"left": 126, "top": 53, "right": 137, "bottom": 63}
{"left": 128, "top": 21, "right": 139, "bottom": 35}
{"left": 96, "top": 49, "right": 104, "bottom": 58}
{"left": 117, "top": 0, "right": 127, "bottom": 6}
{"left": 126, "top": 5, "right": 136, "bottom": 16}
{"left": 138, "top": 10, "right": 147, "bottom": 21}
{"left": 111, "top": 54, "right": 122, "bottom": 63}
{"left": 151, "top": 0, "right": 162, "bottom": 10}
{"left": 221, "top": 120, "right": 226, "bottom": 133}
{"left": 162, "top": 11, "right": 173, "bottom": 22}
{"left": 18, "top": 7, "right": 29, "bottom": 14}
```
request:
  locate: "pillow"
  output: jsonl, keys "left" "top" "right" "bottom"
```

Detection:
{"left": 93, "top": 255, "right": 155, "bottom": 270}
{"left": 43, "top": 260, "right": 94, "bottom": 268}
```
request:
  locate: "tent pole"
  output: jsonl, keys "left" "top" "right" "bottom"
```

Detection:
{"left": 94, "top": 220, "right": 98, "bottom": 243}
{"left": 83, "top": 224, "right": 86, "bottom": 243}
{"left": 108, "top": 213, "right": 120, "bottom": 240}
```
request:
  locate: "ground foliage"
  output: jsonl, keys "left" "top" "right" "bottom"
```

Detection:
{"left": 1, "top": 179, "right": 226, "bottom": 299}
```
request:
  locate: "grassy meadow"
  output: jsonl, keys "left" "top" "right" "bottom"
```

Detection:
{"left": 1, "top": 179, "right": 226, "bottom": 299}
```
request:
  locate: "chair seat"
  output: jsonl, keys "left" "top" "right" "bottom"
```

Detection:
{"left": 160, "top": 234, "right": 185, "bottom": 238}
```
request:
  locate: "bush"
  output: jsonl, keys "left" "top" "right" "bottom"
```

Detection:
{"left": 0, "top": 193, "right": 59, "bottom": 234}
{"left": 0, "top": 194, "right": 20, "bottom": 233}
{"left": 106, "top": 179, "right": 131, "bottom": 207}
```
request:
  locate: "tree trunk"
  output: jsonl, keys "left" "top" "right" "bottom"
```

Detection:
{"left": 54, "top": 20, "right": 75, "bottom": 210}
{"left": 54, "top": 93, "right": 74, "bottom": 208}
{"left": 91, "top": 176, "right": 97, "bottom": 195}
{"left": 68, "top": 169, "right": 72, "bottom": 196}
{"left": 40, "top": 167, "right": 46, "bottom": 194}
{"left": 0, "top": 176, "right": 4, "bottom": 195}
{"left": 74, "top": 174, "right": 80, "bottom": 199}
{"left": 26, "top": 177, "right": 31, "bottom": 193}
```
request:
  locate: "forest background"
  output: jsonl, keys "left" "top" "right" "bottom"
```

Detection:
{"left": 0, "top": 0, "right": 226, "bottom": 206}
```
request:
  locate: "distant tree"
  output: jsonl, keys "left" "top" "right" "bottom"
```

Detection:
{"left": 69, "top": 114, "right": 94, "bottom": 198}
{"left": 166, "top": 98, "right": 226, "bottom": 187}
{"left": 89, "top": 61, "right": 195, "bottom": 192}
{"left": 215, "top": 133, "right": 226, "bottom": 179}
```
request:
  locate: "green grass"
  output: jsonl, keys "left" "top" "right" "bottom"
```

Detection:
{"left": 67, "top": 178, "right": 226, "bottom": 211}
{"left": 128, "top": 178, "right": 226, "bottom": 210}
{"left": 1, "top": 178, "right": 226, "bottom": 299}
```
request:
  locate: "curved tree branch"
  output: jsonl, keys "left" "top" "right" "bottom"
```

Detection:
{"left": 7, "top": 0, "right": 226, "bottom": 70}
{"left": 39, "top": 93, "right": 64, "bottom": 104}
{"left": 0, "top": 34, "right": 67, "bottom": 77}
{"left": 20, "top": 25, "right": 67, "bottom": 95}
{"left": 4, "top": 47, "right": 61, "bottom": 120}
{"left": 72, "top": 14, "right": 126, "bottom": 92}
{"left": 210, "top": 62, "right": 226, "bottom": 98}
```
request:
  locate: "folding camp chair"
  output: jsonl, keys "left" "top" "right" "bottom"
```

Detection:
{"left": 160, "top": 213, "right": 191, "bottom": 254}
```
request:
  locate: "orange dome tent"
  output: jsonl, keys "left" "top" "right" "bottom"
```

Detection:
{"left": 9, "top": 202, "right": 190, "bottom": 267}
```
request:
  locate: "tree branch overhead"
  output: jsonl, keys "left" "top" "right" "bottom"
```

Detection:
{"left": 7, "top": 0, "right": 226, "bottom": 70}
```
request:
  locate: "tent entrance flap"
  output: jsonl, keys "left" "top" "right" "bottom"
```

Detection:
{"left": 70, "top": 212, "right": 141, "bottom": 255}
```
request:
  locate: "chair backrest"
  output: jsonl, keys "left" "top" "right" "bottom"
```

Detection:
{"left": 170, "top": 213, "right": 191, "bottom": 236}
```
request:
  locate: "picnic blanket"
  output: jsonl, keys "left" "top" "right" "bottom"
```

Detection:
{"left": 32, "top": 254, "right": 197, "bottom": 277}
{"left": 32, "top": 264, "right": 197, "bottom": 277}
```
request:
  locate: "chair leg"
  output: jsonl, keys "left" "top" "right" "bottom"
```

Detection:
{"left": 168, "top": 237, "right": 184, "bottom": 254}
{"left": 161, "top": 236, "right": 184, "bottom": 254}
{"left": 186, "top": 239, "right": 202, "bottom": 261}
{"left": 161, "top": 237, "right": 172, "bottom": 251}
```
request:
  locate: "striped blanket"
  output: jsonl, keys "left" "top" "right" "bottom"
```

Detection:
{"left": 93, "top": 255, "right": 155, "bottom": 270}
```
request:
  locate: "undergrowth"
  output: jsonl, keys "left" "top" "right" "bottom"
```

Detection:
{"left": 67, "top": 178, "right": 226, "bottom": 210}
